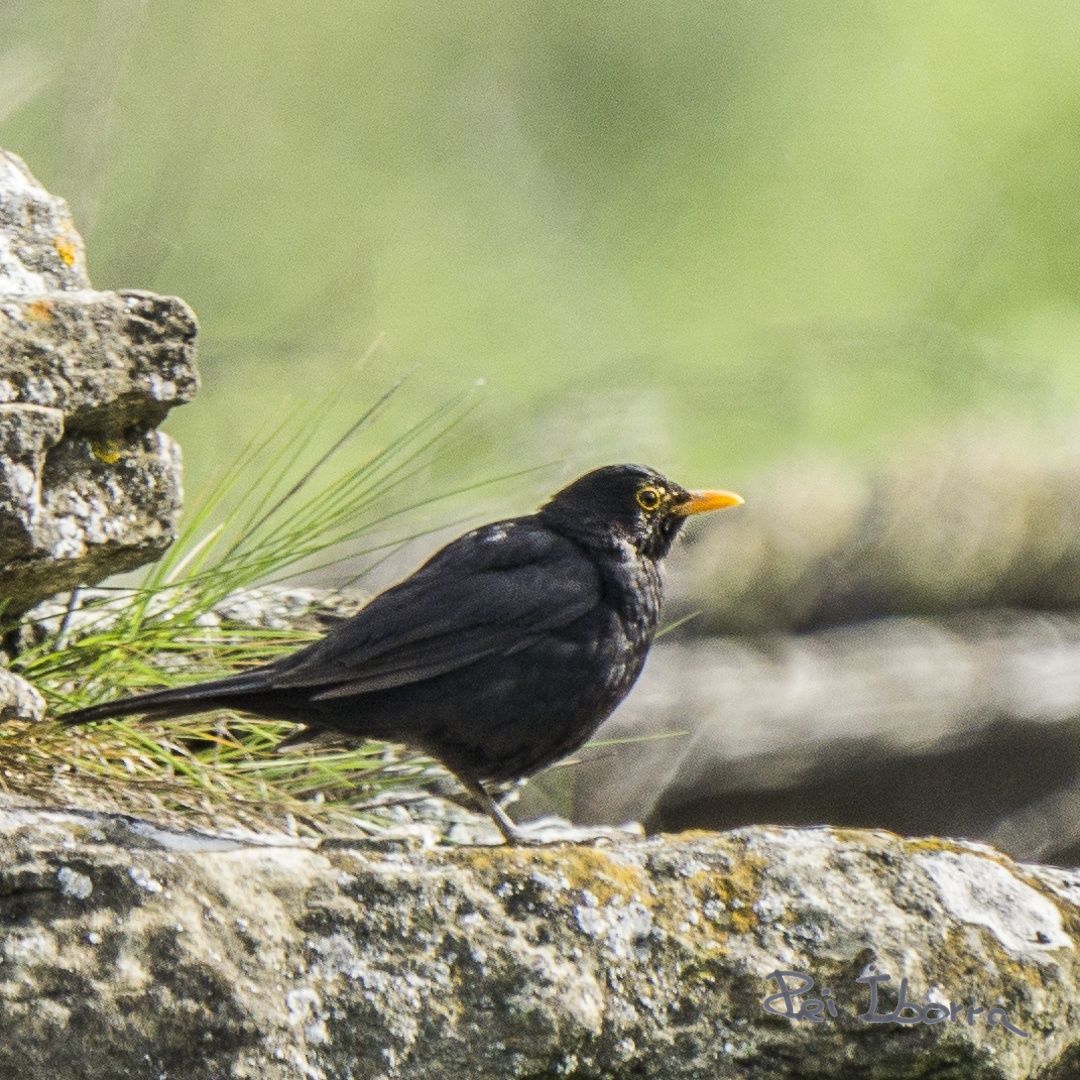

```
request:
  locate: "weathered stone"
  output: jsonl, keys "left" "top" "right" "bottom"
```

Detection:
{"left": 1, "top": 427, "right": 183, "bottom": 613}
{"left": 18, "top": 585, "right": 371, "bottom": 650}
{"left": 0, "top": 813, "right": 1073, "bottom": 1079}
{"left": 0, "top": 148, "right": 198, "bottom": 615}
{"left": 0, "top": 151, "right": 89, "bottom": 293}
{"left": 0, "top": 289, "right": 198, "bottom": 433}
{"left": 0, "top": 667, "right": 44, "bottom": 722}
{"left": 0, "top": 402, "right": 63, "bottom": 556}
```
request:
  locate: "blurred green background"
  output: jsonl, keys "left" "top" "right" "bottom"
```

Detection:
{"left": 3, "top": 0, "right": 1080, "bottom": 507}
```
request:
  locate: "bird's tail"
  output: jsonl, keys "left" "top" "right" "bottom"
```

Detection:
{"left": 58, "top": 670, "right": 273, "bottom": 726}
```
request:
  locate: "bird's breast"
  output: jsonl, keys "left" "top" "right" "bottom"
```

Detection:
{"left": 583, "top": 556, "right": 663, "bottom": 695}
{"left": 602, "top": 554, "right": 664, "bottom": 636}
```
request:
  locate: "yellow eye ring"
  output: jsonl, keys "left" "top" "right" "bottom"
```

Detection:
{"left": 636, "top": 485, "right": 662, "bottom": 512}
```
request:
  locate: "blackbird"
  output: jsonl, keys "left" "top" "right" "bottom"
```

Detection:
{"left": 60, "top": 464, "right": 742, "bottom": 843}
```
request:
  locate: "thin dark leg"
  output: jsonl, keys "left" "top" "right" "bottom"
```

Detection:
{"left": 451, "top": 772, "right": 528, "bottom": 845}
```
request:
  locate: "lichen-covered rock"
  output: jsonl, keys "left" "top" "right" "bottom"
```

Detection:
{"left": 0, "top": 289, "right": 198, "bottom": 433}
{"left": 0, "top": 812, "right": 1075, "bottom": 1079}
{"left": 17, "top": 584, "right": 371, "bottom": 653}
{"left": 0, "top": 149, "right": 198, "bottom": 615}
{"left": 0, "top": 151, "right": 89, "bottom": 293}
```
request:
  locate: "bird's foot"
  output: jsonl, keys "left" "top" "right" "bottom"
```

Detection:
{"left": 449, "top": 773, "right": 639, "bottom": 847}
{"left": 449, "top": 775, "right": 563, "bottom": 846}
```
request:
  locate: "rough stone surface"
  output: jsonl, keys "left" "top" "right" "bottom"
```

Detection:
{"left": 0, "top": 151, "right": 89, "bottom": 294}
{"left": 0, "top": 148, "right": 198, "bottom": 615}
{"left": 0, "top": 667, "right": 44, "bottom": 723}
{"left": 17, "top": 584, "right": 370, "bottom": 651}
{"left": 0, "top": 812, "right": 1074, "bottom": 1079}
{"left": 0, "top": 289, "right": 199, "bottom": 433}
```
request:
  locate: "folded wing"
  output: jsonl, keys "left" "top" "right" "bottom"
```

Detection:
{"left": 270, "top": 522, "right": 600, "bottom": 697}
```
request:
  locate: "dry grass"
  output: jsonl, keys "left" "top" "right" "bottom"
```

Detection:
{"left": 1, "top": 375, "right": 510, "bottom": 836}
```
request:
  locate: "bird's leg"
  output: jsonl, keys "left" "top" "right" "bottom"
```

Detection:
{"left": 450, "top": 772, "right": 531, "bottom": 845}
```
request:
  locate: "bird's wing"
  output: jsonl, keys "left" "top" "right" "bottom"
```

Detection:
{"left": 269, "top": 521, "right": 601, "bottom": 697}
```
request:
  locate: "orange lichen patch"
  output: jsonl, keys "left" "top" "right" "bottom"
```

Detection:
{"left": 685, "top": 854, "right": 766, "bottom": 935}
{"left": 902, "top": 835, "right": 1022, "bottom": 875}
{"left": 26, "top": 298, "right": 54, "bottom": 321}
{"left": 53, "top": 235, "right": 78, "bottom": 267}
{"left": 90, "top": 438, "right": 124, "bottom": 465}
{"left": 827, "top": 826, "right": 906, "bottom": 847}
{"left": 465, "top": 845, "right": 654, "bottom": 907}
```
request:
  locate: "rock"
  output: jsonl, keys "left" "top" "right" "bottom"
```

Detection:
{"left": 0, "top": 810, "right": 1075, "bottom": 1079}
{"left": 0, "top": 289, "right": 198, "bottom": 433}
{"left": 538, "top": 611, "right": 1080, "bottom": 867}
{"left": 0, "top": 151, "right": 89, "bottom": 293}
{"left": 0, "top": 149, "right": 198, "bottom": 616}
{"left": 17, "top": 584, "right": 372, "bottom": 649}
{"left": 0, "top": 667, "right": 45, "bottom": 722}
{"left": 0, "top": 420, "right": 183, "bottom": 612}
{"left": 210, "top": 585, "right": 368, "bottom": 631}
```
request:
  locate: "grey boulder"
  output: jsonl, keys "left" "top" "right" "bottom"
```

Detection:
{"left": 0, "top": 149, "right": 198, "bottom": 615}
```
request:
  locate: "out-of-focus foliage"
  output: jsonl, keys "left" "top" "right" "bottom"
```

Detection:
{"left": 3, "top": 1, "right": 1080, "bottom": 497}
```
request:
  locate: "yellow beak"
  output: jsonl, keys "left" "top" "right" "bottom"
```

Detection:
{"left": 672, "top": 489, "right": 744, "bottom": 516}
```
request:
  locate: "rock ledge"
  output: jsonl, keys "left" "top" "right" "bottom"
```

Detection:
{"left": 0, "top": 811, "right": 1075, "bottom": 1079}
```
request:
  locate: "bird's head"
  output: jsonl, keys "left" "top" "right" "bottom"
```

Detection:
{"left": 539, "top": 464, "right": 743, "bottom": 561}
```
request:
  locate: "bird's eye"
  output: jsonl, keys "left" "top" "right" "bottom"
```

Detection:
{"left": 636, "top": 485, "right": 662, "bottom": 512}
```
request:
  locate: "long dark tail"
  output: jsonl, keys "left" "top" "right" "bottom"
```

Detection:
{"left": 59, "top": 670, "right": 273, "bottom": 726}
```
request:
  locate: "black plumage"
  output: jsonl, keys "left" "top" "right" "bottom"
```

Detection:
{"left": 59, "top": 464, "right": 742, "bottom": 842}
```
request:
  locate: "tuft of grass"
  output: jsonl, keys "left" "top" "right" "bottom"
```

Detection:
{"left": 2, "top": 372, "right": 521, "bottom": 836}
